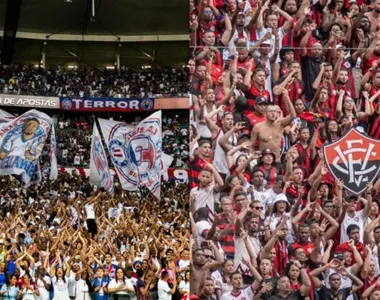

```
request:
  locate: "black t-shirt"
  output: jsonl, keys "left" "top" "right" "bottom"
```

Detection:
{"left": 317, "top": 285, "right": 352, "bottom": 300}
{"left": 259, "top": 278, "right": 278, "bottom": 300}
{"left": 301, "top": 55, "right": 322, "bottom": 102}
{"left": 268, "top": 291, "right": 306, "bottom": 300}
{"left": 252, "top": 216, "right": 266, "bottom": 247}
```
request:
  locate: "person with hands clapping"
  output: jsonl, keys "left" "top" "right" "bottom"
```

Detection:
{"left": 92, "top": 267, "right": 109, "bottom": 300}
{"left": 107, "top": 267, "right": 134, "bottom": 300}
{"left": 20, "top": 273, "right": 40, "bottom": 300}
{"left": 310, "top": 258, "right": 364, "bottom": 299}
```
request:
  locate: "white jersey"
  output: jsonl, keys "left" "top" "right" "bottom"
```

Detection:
{"left": 196, "top": 104, "right": 216, "bottom": 139}
{"left": 372, "top": 244, "right": 380, "bottom": 276}
{"left": 220, "top": 286, "right": 255, "bottom": 300}
{"left": 84, "top": 203, "right": 95, "bottom": 219}
{"left": 268, "top": 213, "right": 294, "bottom": 244}
{"left": 1, "top": 132, "right": 42, "bottom": 159}
{"left": 213, "top": 129, "right": 236, "bottom": 175}
{"left": 340, "top": 210, "right": 365, "bottom": 244}
{"left": 234, "top": 235, "right": 261, "bottom": 277}
{"left": 191, "top": 185, "right": 217, "bottom": 222}
{"left": 196, "top": 220, "right": 212, "bottom": 247}
{"left": 36, "top": 276, "right": 51, "bottom": 300}
{"left": 75, "top": 279, "right": 90, "bottom": 300}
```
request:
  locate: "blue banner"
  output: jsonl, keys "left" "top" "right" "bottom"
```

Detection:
{"left": 60, "top": 97, "right": 155, "bottom": 112}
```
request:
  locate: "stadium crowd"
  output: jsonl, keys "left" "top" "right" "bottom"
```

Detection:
{"left": 0, "top": 65, "right": 189, "bottom": 98}
{"left": 189, "top": 0, "right": 380, "bottom": 299}
{"left": 0, "top": 175, "right": 190, "bottom": 300}
{"left": 38, "top": 113, "right": 189, "bottom": 169}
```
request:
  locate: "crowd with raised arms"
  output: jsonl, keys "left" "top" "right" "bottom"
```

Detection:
{"left": 0, "top": 174, "right": 190, "bottom": 300}
{"left": 189, "top": 0, "right": 380, "bottom": 299}
{"left": 0, "top": 65, "right": 189, "bottom": 98}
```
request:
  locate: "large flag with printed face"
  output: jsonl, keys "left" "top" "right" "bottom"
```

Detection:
{"left": 90, "top": 123, "right": 114, "bottom": 193}
{"left": 98, "top": 111, "right": 165, "bottom": 198}
{"left": 49, "top": 125, "right": 58, "bottom": 181}
{"left": 0, "top": 109, "right": 52, "bottom": 184}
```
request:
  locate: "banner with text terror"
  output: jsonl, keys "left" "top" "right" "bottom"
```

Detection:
{"left": 323, "top": 128, "right": 380, "bottom": 195}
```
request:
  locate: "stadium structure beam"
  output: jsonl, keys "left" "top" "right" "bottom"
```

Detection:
{"left": 0, "top": 31, "right": 189, "bottom": 42}
{"left": 50, "top": 41, "right": 102, "bottom": 71}
{"left": 1, "top": 0, "right": 23, "bottom": 65}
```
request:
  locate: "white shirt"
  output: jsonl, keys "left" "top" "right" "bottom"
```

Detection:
{"left": 196, "top": 220, "right": 212, "bottom": 247}
{"left": 157, "top": 279, "right": 172, "bottom": 300}
{"left": 51, "top": 276, "right": 70, "bottom": 300}
{"left": 75, "top": 279, "right": 90, "bottom": 300}
{"left": 340, "top": 210, "right": 365, "bottom": 244}
{"left": 220, "top": 286, "right": 255, "bottom": 300}
{"left": 21, "top": 285, "right": 38, "bottom": 300}
{"left": 125, "top": 277, "right": 137, "bottom": 300}
{"left": 67, "top": 271, "right": 76, "bottom": 297}
{"left": 36, "top": 276, "right": 51, "bottom": 300}
{"left": 178, "top": 281, "right": 190, "bottom": 297}
{"left": 74, "top": 156, "right": 80, "bottom": 165}
{"left": 84, "top": 203, "right": 95, "bottom": 219}
{"left": 108, "top": 279, "right": 133, "bottom": 295}
{"left": 190, "top": 185, "right": 217, "bottom": 222}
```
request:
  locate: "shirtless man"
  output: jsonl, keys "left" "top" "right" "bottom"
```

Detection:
{"left": 251, "top": 90, "right": 296, "bottom": 161}
{"left": 365, "top": 0, "right": 380, "bottom": 34}
{"left": 190, "top": 242, "right": 224, "bottom": 296}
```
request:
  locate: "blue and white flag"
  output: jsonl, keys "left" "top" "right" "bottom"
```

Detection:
{"left": 49, "top": 125, "right": 58, "bottom": 181}
{"left": 98, "top": 110, "right": 164, "bottom": 198}
{"left": 90, "top": 123, "right": 114, "bottom": 193}
{"left": 0, "top": 109, "right": 52, "bottom": 185}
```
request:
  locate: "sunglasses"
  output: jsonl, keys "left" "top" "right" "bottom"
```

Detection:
{"left": 204, "top": 255, "right": 214, "bottom": 259}
{"left": 253, "top": 206, "right": 264, "bottom": 210}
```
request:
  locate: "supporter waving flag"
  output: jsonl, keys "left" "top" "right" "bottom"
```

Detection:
{"left": 99, "top": 110, "right": 166, "bottom": 198}
{"left": 0, "top": 109, "right": 52, "bottom": 185}
{"left": 49, "top": 124, "right": 58, "bottom": 181}
{"left": 90, "top": 123, "right": 114, "bottom": 193}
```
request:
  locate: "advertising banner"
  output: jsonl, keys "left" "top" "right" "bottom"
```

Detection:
{"left": 60, "top": 97, "right": 155, "bottom": 112}
{"left": 0, "top": 95, "right": 59, "bottom": 109}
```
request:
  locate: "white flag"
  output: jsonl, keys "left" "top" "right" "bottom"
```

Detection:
{"left": 99, "top": 111, "right": 163, "bottom": 198}
{"left": 0, "top": 109, "right": 14, "bottom": 125}
{"left": 90, "top": 123, "right": 114, "bottom": 193}
{"left": 49, "top": 125, "right": 58, "bottom": 181}
{"left": 0, "top": 109, "right": 52, "bottom": 185}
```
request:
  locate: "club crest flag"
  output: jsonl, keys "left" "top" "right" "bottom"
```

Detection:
{"left": 90, "top": 124, "right": 114, "bottom": 193}
{"left": 323, "top": 127, "right": 380, "bottom": 195}
{"left": 0, "top": 109, "right": 52, "bottom": 184}
{"left": 49, "top": 125, "right": 58, "bottom": 181}
{"left": 98, "top": 110, "right": 163, "bottom": 198}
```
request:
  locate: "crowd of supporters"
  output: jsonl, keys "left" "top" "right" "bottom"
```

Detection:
{"left": 189, "top": 0, "right": 380, "bottom": 299}
{"left": 0, "top": 65, "right": 189, "bottom": 98}
{"left": 0, "top": 175, "right": 189, "bottom": 300}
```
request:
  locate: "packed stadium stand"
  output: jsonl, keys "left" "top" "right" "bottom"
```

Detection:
{"left": 0, "top": 1, "right": 190, "bottom": 299}
{"left": 189, "top": 0, "right": 380, "bottom": 299}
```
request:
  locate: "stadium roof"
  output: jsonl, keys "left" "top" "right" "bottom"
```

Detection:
{"left": 0, "top": 0, "right": 189, "bottom": 67}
